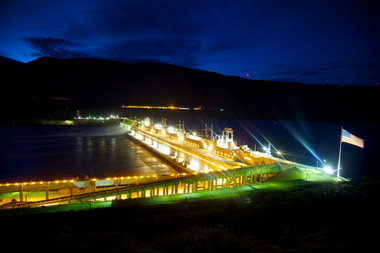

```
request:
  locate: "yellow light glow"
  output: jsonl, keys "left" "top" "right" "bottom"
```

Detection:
{"left": 121, "top": 105, "right": 201, "bottom": 111}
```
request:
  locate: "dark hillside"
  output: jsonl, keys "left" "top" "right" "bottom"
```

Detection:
{"left": 2, "top": 180, "right": 379, "bottom": 252}
{"left": 0, "top": 56, "right": 24, "bottom": 65}
{"left": 1, "top": 56, "right": 378, "bottom": 123}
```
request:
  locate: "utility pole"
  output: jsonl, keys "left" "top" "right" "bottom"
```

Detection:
{"left": 336, "top": 126, "right": 343, "bottom": 181}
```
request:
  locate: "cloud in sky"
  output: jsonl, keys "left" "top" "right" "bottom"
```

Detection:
{"left": 21, "top": 37, "right": 90, "bottom": 58}
{"left": 257, "top": 52, "right": 380, "bottom": 85}
{"left": 1, "top": 0, "right": 380, "bottom": 85}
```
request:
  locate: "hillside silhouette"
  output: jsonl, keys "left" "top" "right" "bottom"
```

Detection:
{"left": 1, "top": 56, "right": 378, "bottom": 123}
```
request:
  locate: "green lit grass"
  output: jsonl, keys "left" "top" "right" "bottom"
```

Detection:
{"left": 1, "top": 201, "right": 112, "bottom": 215}
{"left": 0, "top": 191, "right": 69, "bottom": 202}
{"left": 1, "top": 167, "right": 336, "bottom": 214}
{"left": 116, "top": 178, "right": 326, "bottom": 207}
{"left": 1, "top": 180, "right": 314, "bottom": 215}
{"left": 0, "top": 192, "right": 19, "bottom": 199}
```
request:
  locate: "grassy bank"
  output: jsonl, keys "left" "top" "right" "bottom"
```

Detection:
{"left": 1, "top": 179, "right": 379, "bottom": 252}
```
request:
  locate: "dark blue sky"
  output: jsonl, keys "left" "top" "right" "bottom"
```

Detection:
{"left": 1, "top": 0, "right": 379, "bottom": 85}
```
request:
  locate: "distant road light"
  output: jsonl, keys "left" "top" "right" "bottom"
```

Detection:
{"left": 121, "top": 105, "right": 202, "bottom": 111}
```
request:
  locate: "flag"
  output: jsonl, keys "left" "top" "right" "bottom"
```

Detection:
{"left": 341, "top": 129, "right": 364, "bottom": 148}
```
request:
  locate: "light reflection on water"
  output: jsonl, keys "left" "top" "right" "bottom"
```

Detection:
{"left": 0, "top": 126, "right": 176, "bottom": 182}
{"left": 0, "top": 119, "right": 377, "bottom": 182}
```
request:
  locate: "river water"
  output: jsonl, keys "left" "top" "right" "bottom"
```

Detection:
{"left": 0, "top": 120, "right": 378, "bottom": 182}
{"left": 0, "top": 126, "right": 176, "bottom": 182}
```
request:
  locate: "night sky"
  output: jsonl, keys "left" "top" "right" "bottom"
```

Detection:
{"left": 1, "top": 0, "right": 379, "bottom": 86}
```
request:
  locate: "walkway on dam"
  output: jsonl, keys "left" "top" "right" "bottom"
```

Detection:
{"left": 138, "top": 129, "right": 247, "bottom": 169}
{"left": 1, "top": 162, "right": 286, "bottom": 209}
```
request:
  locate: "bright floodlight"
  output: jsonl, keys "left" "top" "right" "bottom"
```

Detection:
{"left": 167, "top": 126, "right": 175, "bottom": 134}
{"left": 276, "top": 151, "right": 282, "bottom": 155}
{"left": 323, "top": 165, "right": 334, "bottom": 175}
{"left": 154, "top": 124, "right": 162, "bottom": 130}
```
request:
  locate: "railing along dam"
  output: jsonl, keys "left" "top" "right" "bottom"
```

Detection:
{"left": 1, "top": 162, "right": 288, "bottom": 209}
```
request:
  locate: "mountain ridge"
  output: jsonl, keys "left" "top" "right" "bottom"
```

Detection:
{"left": 0, "top": 56, "right": 24, "bottom": 65}
{"left": 1, "top": 56, "right": 378, "bottom": 123}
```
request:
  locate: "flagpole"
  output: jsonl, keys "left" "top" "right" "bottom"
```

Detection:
{"left": 336, "top": 126, "right": 343, "bottom": 181}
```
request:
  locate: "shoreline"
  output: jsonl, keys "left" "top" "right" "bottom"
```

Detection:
{"left": 2, "top": 119, "right": 124, "bottom": 127}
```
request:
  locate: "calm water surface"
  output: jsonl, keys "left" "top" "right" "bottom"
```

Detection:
{"left": 0, "top": 126, "right": 176, "bottom": 182}
{"left": 0, "top": 119, "right": 378, "bottom": 182}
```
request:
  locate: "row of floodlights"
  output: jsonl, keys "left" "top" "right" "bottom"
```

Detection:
{"left": 0, "top": 171, "right": 230, "bottom": 187}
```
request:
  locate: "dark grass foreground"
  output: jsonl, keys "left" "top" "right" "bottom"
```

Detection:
{"left": 1, "top": 180, "right": 379, "bottom": 253}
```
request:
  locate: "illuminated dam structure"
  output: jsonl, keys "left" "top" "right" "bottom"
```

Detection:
{"left": 0, "top": 117, "right": 333, "bottom": 210}
{"left": 129, "top": 117, "right": 276, "bottom": 173}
